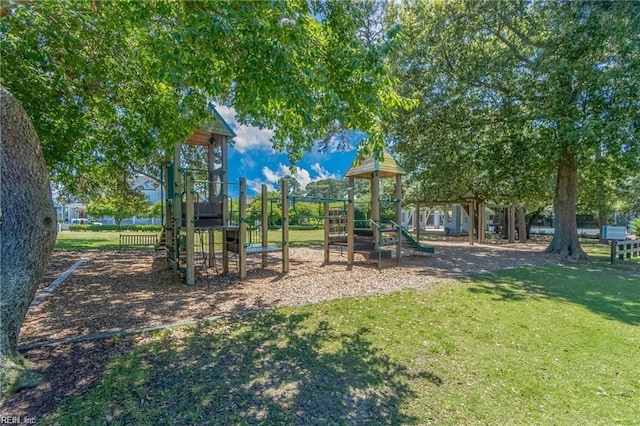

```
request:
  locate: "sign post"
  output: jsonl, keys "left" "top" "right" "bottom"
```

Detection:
{"left": 602, "top": 226, "right": 626, "bottom": 265}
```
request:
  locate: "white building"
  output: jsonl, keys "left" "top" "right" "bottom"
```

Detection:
{"left": 56, "top": 174, "right": 163, "bottom": 226}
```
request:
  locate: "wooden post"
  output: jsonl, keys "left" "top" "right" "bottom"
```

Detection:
{"left": 185, "top": 172, "right": 195, "bottom": 285}
{"left": 395, "top": 175, "right": 402, "bottom": 263}
{"left": 208, "top": 230, "right": 214, "bottom": 268}
{"left": 347, "top": 177, "right": 355, "bottom": 265}
{"left": 261, "top": 184, "right": 268, "bottom": 267}
{"left": 508, "top": 205, "right": 516, "bottom": 243}
{"left": 371, "top": 171, "right": 380, "bottom": 250}
{"left": 281, "top": 179, "right": 289, "bottom": 273}
{"left": 324, "top": 202, "right": 330, "bottom": 262}
{"left": 609, "top": 240, "right": 616, "bottom": 265}
{"left": 208, "top": 137, "right": 216, "bottom": 201}
{"left": 207, "top": 139, "right": 217, "bottom": 267}
{"left": 478, "top": 201, "right": 485, "bottom": 243}
{"left": 165, "top": 201, "right": 173, "bottom": 262}
{"left": 416, "top": 202, "right": 421, "bottom": 243}
{"left": 371, "top": 171, "right": 380, "bottom": 223}
{"left": 207, "top": 138, "right": 216, "bottom": 268}
{"left": 469, "top": 200, "right": 475, "bottom": 246}
{"left": 222, "top": 136, "right": 229, "bottom": 274}
{"left": 172, "top": 145, "right": 182, "bottom": 272}
{"left": 239, "top": 178, "right": 247, "bottom": 279}
{"left": 163, "top": 154, "right": 174, "bottom": 267}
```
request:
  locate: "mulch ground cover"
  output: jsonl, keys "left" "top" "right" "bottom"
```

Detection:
{"left": 1, "top": 239, "right": 567, "bottom": 420}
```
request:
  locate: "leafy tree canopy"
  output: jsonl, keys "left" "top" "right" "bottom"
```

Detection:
{"left": 387, "top": 0, "right": 640, "bottom": 257}
{"left": 1, "top": 0, "right": 405, "bottom": 197}
{"left": 86, "top": 188, "right": 150, "bottom": 225}
{"left": 304, "top": 178, "right": 348, "bottom": 199}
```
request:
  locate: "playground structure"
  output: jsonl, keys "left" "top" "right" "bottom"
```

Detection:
{"left": 162, "top": 108, "right": 289, "bottom": 285}
{"left": 162, "top": 108, "right": 435, "bottom": 284}
{"left": 326, "top": 150, "right": 435, "bottom": 267}
{"left": 408, "top": 200, "right": 519, "bottom": 245}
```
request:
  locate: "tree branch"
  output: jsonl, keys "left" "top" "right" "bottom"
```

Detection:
{"left": 497, "top": 12, "right": 545, "bottom": 49}
{"left": 491, "top": 28, "right": 532, "bottom": 65}
{"left": 0, "top": 0, "right": 32, "bottom": 18}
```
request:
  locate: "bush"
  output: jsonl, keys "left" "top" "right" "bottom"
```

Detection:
{"left": 289, "top": 224, "right": 320, "bottom": 230}
{"left": 633, "top": 218, "right": 640, "bottom": 237}
{"left": 68, "top": 224, "right": 162, "bottom": 232}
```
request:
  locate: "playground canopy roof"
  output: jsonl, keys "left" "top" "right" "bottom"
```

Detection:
{"left": 344, "top": 150, "right": 406, "bottom": 179}
{"left": 185, "top": 105, "right": 236, "bottom": 146}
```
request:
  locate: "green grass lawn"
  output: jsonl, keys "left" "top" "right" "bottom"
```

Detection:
{"left": 55, "top": 229, "right": 325, "bottom": 250}
{"left": 40, "top": 265, "right": 639, "bottom": 425}
{"left": 54, "top": 231, "right": 127, "bottom": 250}
{"left": 581, "top": 239, "right": 640, "bottom": 264}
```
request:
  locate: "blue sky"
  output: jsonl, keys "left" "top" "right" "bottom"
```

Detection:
{"left": 216, "top": 105, "right": 358, "bottom": 196}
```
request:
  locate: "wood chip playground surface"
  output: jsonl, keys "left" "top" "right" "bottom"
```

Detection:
{"left": 3, "top": 239, "right": 562, "bottom": 419}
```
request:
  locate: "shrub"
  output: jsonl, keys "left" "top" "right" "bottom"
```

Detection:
{"left": 68, "top": 224, "right": 162, "bottom": 232}
{"left": 289, "top": 224, "right": 319, "bottom": 230}
{"left": 633, "top": 218, "right": 640, "bottom": 237}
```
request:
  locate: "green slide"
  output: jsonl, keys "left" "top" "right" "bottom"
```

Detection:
{"left": 401, "top": 228, "right": 435, "bottom": 253}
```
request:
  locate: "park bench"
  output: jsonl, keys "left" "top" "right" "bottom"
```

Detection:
{"left": 118, "top": 234, "right": 159, "bottom": 252}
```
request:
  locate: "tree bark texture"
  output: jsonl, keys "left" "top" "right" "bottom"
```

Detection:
{"left": 517, "top": 206, "right": 527, "bottom": 243}
{"left": 545, "top": 144, "right": 587, "bottom": 259}
{"left": 0, "top": 86, "right": 57, "bottom": 394}
{"left": 525, "top": 209, "right": 542, "bottom": 240}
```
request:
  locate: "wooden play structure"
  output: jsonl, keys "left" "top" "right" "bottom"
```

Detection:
{"left": 324, "top": 150, "right": 435, "bottom": 268}
{"left": 162, "top": 109, "right": 428, "bottom": 281}
{"left": 409, "top": 198, "right": 519, "bottom": 245}
{"left": 162, "top": 107, "right": 288, "bottom": 284}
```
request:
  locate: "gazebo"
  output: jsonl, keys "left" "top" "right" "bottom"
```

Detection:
{"left": 344, "top": 150, "right": 406, "bottom": 267}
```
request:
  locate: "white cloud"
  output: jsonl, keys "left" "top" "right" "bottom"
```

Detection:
{"left": 262, "top": 165, "right": 282, "bottom": 183}
{"left": 240, "top": 157, "right": 256, "bottom": 169}
{"left": 246, "top": 178, "right": 275, "bottom": 195}
{"left": 233, "top": 125, "right": 275, "bottom": 153}
{"left": 293, "top": 168, "right": 312, "bottom": 189}
{"left": 261, "top": 163, "right": 338, "bottom": 191}
{"left": 310, "top": 162, "right": 337, "bottom": 180}
{"left": 214, "top": 104, "right": 236, "bottom": 125}
{"left": 213, "top": 103, "right": 274, "bottom": 153}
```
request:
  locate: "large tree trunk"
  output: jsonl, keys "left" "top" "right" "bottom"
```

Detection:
{"left": 517, "top": 206, "right": 527, "bottom": 243}
{"left": 0, "top": 86, "right": 57, "bottom": 395}
{"left": 525, "top": 209, "right": 542, "bottom": 240}
{"left": 545, "top": 144, "right": 587, "bottom": 259}
{"left": 598, "top": 207, "right": 608, "bottom": 245}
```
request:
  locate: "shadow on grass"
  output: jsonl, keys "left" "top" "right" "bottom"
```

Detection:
{"left": 47, "top": 312, "right": 427, "bottom": 425}
{"left": 467, "top": 265, "right": 640, "bottom": 325}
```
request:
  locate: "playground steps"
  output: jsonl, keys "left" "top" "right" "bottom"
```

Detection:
{"left": 156, "top": 229, "right": 167, "bottom": 251}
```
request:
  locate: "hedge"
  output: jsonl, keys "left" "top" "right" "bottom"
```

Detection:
{"left": 289, "top": 224, "right": 320, "bottom": 230}
{"left": 68, "top": 225, "right": 162, "bottom": 232}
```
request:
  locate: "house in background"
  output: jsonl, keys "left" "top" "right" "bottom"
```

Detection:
{"left": 55, "top": 174, "right": 163, "bottom": 227}
{"left": 132, "top": 174, "right": 162, "bottom": 205}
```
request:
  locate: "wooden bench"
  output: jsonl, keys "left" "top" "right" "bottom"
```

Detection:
{"left": 118, "top": 234, "right": 159, "bottom": 251}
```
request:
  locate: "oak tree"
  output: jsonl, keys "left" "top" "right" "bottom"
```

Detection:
{"left": 387, "top": 0, "right": 640, "bottom": 257}
{"left": 0, "top": 0, "right": 400, "bottom": 393}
